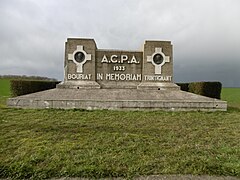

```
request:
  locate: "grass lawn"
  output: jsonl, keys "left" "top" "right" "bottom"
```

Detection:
{"left": 0, "top": 109, "right": 240, "bottom": 179}
{"left": 0, "top": 79, "right": 239, "bottom": 179}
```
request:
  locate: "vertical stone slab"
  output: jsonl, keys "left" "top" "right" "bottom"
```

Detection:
{"left": 96, "top": 50, "right": 143, "bottom": 88}
{"left": 137, "top": 40, "right": 179, "bottom": 90}
{"left": 58, "top": 38, "right": 100, "bottom": 89}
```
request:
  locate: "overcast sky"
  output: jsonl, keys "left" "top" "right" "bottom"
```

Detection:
{"left": 0, "top": 0, "right": 240, "bottom": 87}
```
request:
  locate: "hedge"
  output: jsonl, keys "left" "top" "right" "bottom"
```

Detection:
{"left": 10, "top": 80, "right": 60, "bottom": 97}
{"left": 188, "top": 82, "right": 222, "bottom": 99}
{"left": 176, "top": 83, "right": 190, "bottom": 92}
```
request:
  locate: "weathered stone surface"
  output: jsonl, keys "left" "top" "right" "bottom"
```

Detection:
{"left": 62, "top": 38, "right": 177, "bottom": 90}
{"left": 7, "top": 89, "right": 227, "bottom": 111}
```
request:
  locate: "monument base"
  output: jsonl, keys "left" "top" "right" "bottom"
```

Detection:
{"left": 137, "top": 82, "right": 180, "bottom": 90}
{"left": 7, "top": 88, "right": 227, "bottom": 111}
{"left": 57, "top": 81, "right": 100, "bottom": 89}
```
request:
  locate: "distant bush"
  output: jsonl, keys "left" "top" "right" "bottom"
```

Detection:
{"left": 188, "top": 82, "right": 222, "bottom": 99}
{"left": 11, "top": 80, "right": 60, "bottom": 97}
{"left": 176, "top": 83, "right": 189, "bottom": 92}
{"left": 0, "top": 75, "right": 57, "bottom": 81}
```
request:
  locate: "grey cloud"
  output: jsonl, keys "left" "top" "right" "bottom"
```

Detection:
{"left": 0, "top": 0, "right": 240, "bottom": 87}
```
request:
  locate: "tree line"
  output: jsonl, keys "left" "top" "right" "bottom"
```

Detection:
{"left": 0, "top": 75, "right": 58, "bottom": 81}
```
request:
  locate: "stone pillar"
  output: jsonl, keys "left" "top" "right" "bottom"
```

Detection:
{"left": 137, "top": 40, "right": 179, "bottom": 90}
{"left": 57, "top": 38, "right": 100, "bottom": 89}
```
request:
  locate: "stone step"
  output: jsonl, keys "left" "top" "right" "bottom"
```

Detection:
{"left": 7, "top": 88, "right": 227, "bottom": 111}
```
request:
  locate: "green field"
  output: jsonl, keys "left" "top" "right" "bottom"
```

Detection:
{"left": 0, "top": 79, "right": 11, "bottom": 108}
{"left": 0, "top": 79, "right": 11, "bottom": 96}
{"left": 221, "top": 88, "right": 240, "bottom": 109}
{"left": 0, "top": 79, "right": 240, "bottom": 179}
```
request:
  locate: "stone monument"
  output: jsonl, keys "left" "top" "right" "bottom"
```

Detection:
{"left": 58, "top": 38, "right": 179, "bottom": 90}
{"left": 7, "top": 38, "right": 227, "bottom": 111}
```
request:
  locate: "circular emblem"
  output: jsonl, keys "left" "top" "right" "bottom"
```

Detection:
{"left": 74, "top": 52, "right": 85, "bottom": 63}
{"left": 153, "top": 54, "right": 163, "bottom": 65}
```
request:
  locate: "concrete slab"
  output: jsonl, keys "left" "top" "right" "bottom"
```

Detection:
{"left": 7, "top": 88, "right": 227, "bottom": 111}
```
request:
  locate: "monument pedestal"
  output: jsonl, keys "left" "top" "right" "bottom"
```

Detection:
{"left": 137, "top": 82, "right": 180, "bottom": 90}
{"left": 7, "top": 88, "right": 227, "bottom": 111}
{"left": 57, "top": 81, "right": 100, "bottom": 89}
